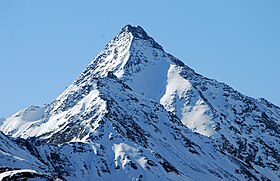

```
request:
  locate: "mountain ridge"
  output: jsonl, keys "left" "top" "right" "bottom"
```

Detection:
{"left": 0, "top": 25, "right": 279, "bottom": 181}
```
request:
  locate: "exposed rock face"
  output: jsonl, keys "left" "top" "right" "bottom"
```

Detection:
{"left": 0, "top": 25, "right": 279, "bottom": 181}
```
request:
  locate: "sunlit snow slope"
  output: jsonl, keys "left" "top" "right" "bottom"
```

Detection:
{"left": 0, "top": 25, "right": 279, "bottom": 181}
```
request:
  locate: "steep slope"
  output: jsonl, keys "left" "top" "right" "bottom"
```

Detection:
{"left": 1, "top": 77, "right": 269, "bottom": 180}
{"left": 0, "top": 131, "right": 44, "bottom": 172}
{"left": 74, "top": 25, "right": 280, "bottom": 179}
{"left": 33, "top": 77, "right": 250, "bottom": 181}
{"left": 0, "top": 25, "right": 279, "bottom": 180}
{"left": 0, "top": 131, "right": 62, "bottom": 180}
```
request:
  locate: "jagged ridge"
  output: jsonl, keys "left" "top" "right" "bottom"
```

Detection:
{"left": 0, "top": 25, "right": 279, "bottom": 181}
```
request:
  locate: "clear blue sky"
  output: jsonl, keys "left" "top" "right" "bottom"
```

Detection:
{"left": 0, "top": 0, "right": 279, "bottom": 117}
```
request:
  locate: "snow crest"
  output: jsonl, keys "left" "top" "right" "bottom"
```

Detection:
{"left": 0, "top": 25, "right": 279, "bottom": 181}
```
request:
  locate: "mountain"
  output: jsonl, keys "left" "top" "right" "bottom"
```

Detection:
{"left": 0, "top": 25, "right": 279, "bottom": 181}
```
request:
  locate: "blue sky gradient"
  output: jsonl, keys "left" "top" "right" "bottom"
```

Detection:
{"left": 0, "top": 0, "right": 279, "bottom": 117}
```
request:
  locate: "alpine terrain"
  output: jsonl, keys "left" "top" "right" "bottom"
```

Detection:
{"left": 0, "top": 25, "right": 279, "bottom": 181}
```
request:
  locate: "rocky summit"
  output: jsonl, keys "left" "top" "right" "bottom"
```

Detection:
{"left": 0, "top": 25, "right": 279, "bottom": 181}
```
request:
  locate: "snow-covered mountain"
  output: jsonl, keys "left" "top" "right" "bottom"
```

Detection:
{"left": 0, "top": 25, "right": 279, "bottom": 181}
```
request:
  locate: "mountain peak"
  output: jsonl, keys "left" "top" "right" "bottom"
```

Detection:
{"left": 121, "top": 24, "right": 163, "bottom": 50}
{"left": 121, "top": 25, "right": 149, "bottom": 39}
{"left": 1, "top": 25, "right": 280, "bottom": 181}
